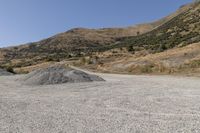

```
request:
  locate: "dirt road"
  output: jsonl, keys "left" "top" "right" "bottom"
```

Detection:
{"left": 0, "top": 73, "right": 200, "bottom": 133}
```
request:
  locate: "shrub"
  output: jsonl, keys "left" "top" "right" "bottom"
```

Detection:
{"left": 157, "top": 44, "right": 167, "bottom": 52}
{"left": 6, "top": 66, "right": 15, "bottom": 74}
{"left": 127, "top": 45, "right": 135, "bottom": 54}
{"left": 140, "top": 65, "right": 154, "bottom": 73}
{"left": 79, "top": 57, "right": 89, "bottom": 65}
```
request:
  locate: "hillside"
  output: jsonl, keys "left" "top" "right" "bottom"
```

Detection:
{"left": 116, "top": 2, "right": 200, "bottom": 53}
{"left": 0, "top": 3, "right": 194, "bottom": 69}
{"left": 91, "top": 42, "right": 200, "bottom": 76}
{"left": 80, "top": 2, "right": 200, "bottom": 75}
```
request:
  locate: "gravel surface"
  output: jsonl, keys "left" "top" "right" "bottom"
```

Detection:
{"left": 22, "top": 66, "right": 104, "bottom": 85}
{"left": 0, "top": 73, "right": 200, "bottom": 133}
{"left": 0, "top": 68, "right": 13, "bottom": 76}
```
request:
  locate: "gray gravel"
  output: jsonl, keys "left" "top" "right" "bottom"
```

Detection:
{"left": 22, "top": 66, "right": 104, "bottom": 85}
{"left": 0, "top": 68, "right": 13, "bottom": 76}
{"left": 0, "top": 73, "right": 200, "bottom": 133}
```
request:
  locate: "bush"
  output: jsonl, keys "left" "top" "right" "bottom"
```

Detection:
{"left": 79, "top": 57, "right": 88, "bottom": 65}
{"left": 46, "top": 57, "right": 54, "bottom": 62}
{"left": 141, "top": 65, "right": 154, "bottom": 73}
{"left": 6, "top": 66, "right": 15, "bottom": 74}
{"left": 127, "top": 45, "right": 135, "bottom": 53}
{"left": 157, "top": 44, "right": 167, "bottom": 52}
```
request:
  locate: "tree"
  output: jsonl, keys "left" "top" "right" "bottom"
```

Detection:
{"left": 158, "top": 44, "right": 167, "bottom": 52}
{"left": 127, "top": 45, "right": 135, "bottom": 54}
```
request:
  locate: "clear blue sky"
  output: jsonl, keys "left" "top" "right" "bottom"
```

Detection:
{"left": 0, "top": 0, "right": 192, "bottom": 47}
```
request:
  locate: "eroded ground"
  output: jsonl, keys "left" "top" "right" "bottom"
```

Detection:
{"left": 0, "top": 73, "right": 200, "bottom": 133}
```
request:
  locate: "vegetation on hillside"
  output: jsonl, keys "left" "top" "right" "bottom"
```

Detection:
{"left": 116, "top": 2, "right": 200, "bottom": 53}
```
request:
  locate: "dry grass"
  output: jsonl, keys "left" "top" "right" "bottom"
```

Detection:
{"left": 14, "top": 62, "right": 55, "bottom": 74}
{"left": 91, "top": 42, "right": 200, "bottom": 76}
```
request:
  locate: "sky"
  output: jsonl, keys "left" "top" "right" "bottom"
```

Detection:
{"left": 0, "top": 0, "right": 192, "bottom": 47}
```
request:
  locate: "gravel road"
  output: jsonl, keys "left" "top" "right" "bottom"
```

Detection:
{"left": 0, "top": 73, "right": 200, "bottom": 133}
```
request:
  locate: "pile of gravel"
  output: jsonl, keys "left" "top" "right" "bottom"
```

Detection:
{"left": 22, "top": 66, "right": 105, "bottom": 85}
{"left": 0, "top": 68, "right": 14, "bottom": 76}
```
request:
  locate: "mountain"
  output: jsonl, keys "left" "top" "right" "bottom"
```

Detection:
{"left": 111, "top": 2, "right": 200, "bottom": 52}
{"left": 88, "top": 2, "right": 200, "bottom": 75}
{"left": 0, "top": 2, "right": 199, "bottom": 74}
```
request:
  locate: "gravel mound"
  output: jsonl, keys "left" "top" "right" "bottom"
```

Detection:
{"left": 22, "top": 66, "right": 105, "bottom": 85}
{"left": 0, "top": 68, "right": 13, "bottom": 76}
